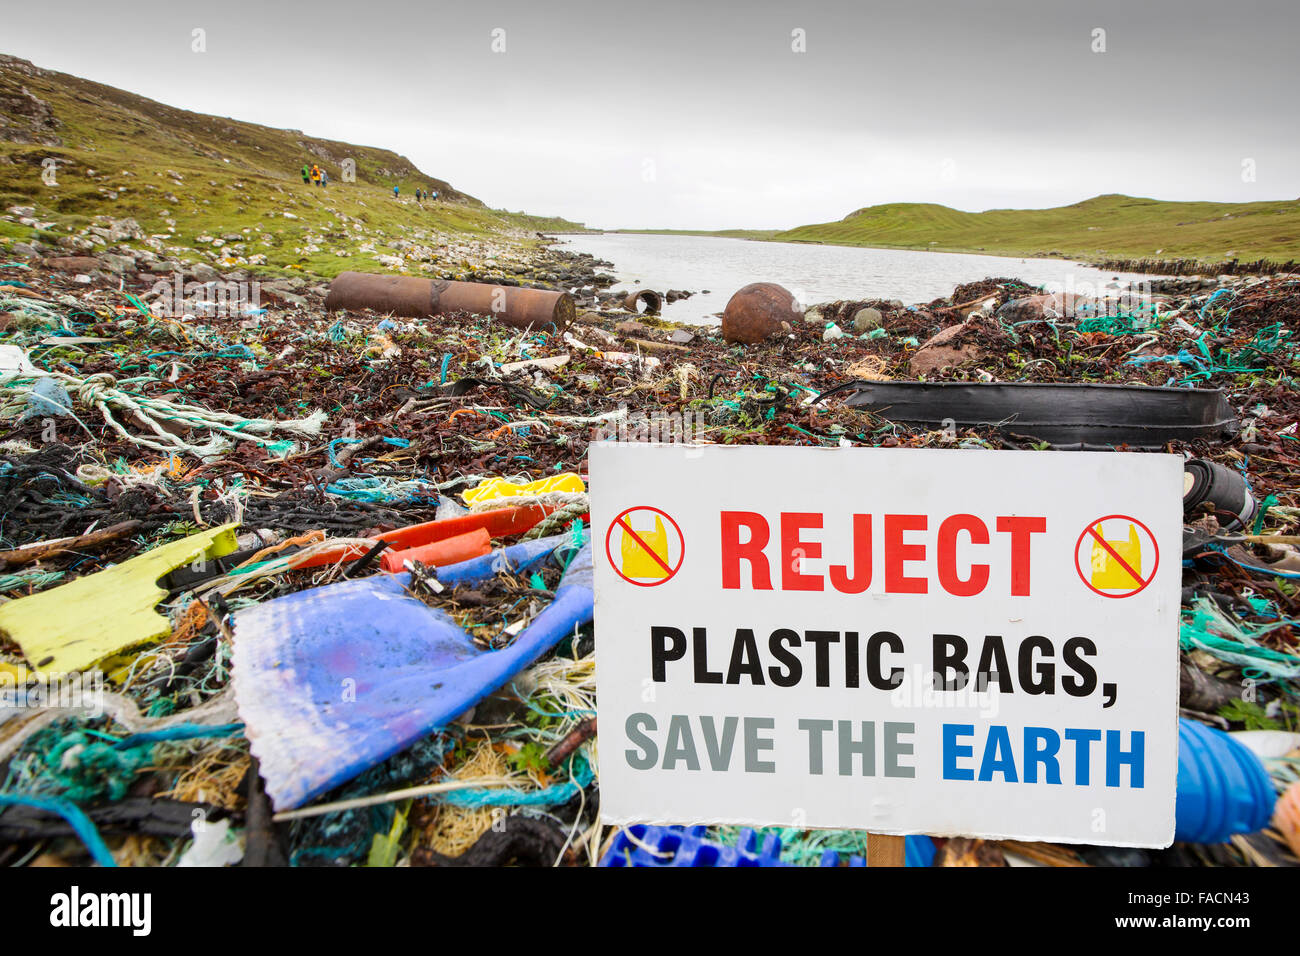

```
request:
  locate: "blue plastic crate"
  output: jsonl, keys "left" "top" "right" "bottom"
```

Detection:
{"left": 599, "top": 825, "right": 936, "bottom": 867}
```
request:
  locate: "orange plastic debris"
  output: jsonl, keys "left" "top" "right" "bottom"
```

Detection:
{"left": 379, "top": 528, "right": 492, "bottom": 573}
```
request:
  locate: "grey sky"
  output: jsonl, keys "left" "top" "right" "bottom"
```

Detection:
{"left": 4, "top": 0, "right": 1297, "bottom": 229}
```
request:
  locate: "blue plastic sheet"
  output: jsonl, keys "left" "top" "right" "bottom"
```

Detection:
{"left": 232, "top": 533, "right": 593, "bottom": 810}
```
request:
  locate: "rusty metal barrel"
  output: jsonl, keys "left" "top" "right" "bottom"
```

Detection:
{"left": 325, "top": 271, "right": 575, "bottom": 333}
{"left": 623, "top": 289, "right": 662, "bottom": 315}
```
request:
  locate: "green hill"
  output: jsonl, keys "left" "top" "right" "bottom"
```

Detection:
{"left": 0, "top": 54, "right": 586, "bottom": 277}
{"left": 773, "top": 194, "right": 1300, "bottom": 263}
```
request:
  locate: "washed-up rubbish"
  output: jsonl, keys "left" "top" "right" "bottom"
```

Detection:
{"left": 0, "top": 523, "right": 238, "bottom": 675}
{"left": 623, "top": 289, "right": 662, "bottom": 315}
{"left": 379, "top": 527, "right": 491, "bottom": 573}
{"left": 463, "top": 472, "right": 586, "bottom": 506}
{"left": 834, "top": 381, "right": 1238, "bottom": 449}
{"left": 562, "top": 332, "right": 663, "bottom": 370}
{"left": 232, "top": 533, "right": 593, "bottom": 809}
{"left": 1179, "top": 596, "right": 1300, "bottom": 679}
{"left": 0, "top": 369, "right": 327, "bottom": 457}
{"left": 415, "top": 816, "right": 570, "bottom": 866}
{"left": 1183, "top": 458, "right": 1258, "bottom": 530}
{"left": 0, "top": 794, "right": 117, "bottom": 866}
{"left": 291, "top": 504, "right": 558, "bottom": 570}
{"left": 722, "top": 282, "right": 798, "bottom": 344}
{"left": 0, "top": 253, "right": 1295, "bottom": 869}
{"left": 1176, "top": 717, "right": 1276, "bottom": 845}
{"left": 18, "top": 375, "right": 71, "bottom": 420}
{"left": 498, "top": 354, "right": 570, "bottom": 375}
{"left": 324, "top": 271, "right": 575, "bottom": 333}
{"left": 0, "top": 519, "right": 140, "bottom": 571}
{"left": 177, "top": 817, "right": 245, "bottom": 867}
{"left": 599, "top": 824, "right": 937, "bottom": 867}
{"left": 0, "top": 797, "right": 224, "bottom": 842}
{"left": 0, "top": 344, "right": 37, "bottom": 374}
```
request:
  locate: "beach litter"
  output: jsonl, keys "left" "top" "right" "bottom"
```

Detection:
{"left": 0, "top": 253, "right": 1296, "bottom": 867}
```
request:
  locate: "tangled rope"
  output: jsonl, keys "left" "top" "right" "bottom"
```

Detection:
{"left": 1, "top": 370, "right": 326, "bottom": 458}
{"left": 522, "top": 500, "right": 590, "bottom": 540}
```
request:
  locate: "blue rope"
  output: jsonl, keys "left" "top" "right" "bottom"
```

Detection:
{"left": 328, "top": 437, "right": 362, "bottom": 468}
{"left": 111, "top": 722, "right": 244, "bottom": 750}
{"left": 0, "top": 793, "right": 116, "bottom": 866}
{"left": 438, "top": 755, "right": 594, "bottom": 808}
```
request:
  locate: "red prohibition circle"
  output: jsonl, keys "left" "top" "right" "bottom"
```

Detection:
{"left": 1074, "top": 514, "right": 1160, "bottom": 599}
{"left": 605, "top": 505, "right": 685, "bottom": 587}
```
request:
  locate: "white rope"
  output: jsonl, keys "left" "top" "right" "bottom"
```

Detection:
{"left": 0, "top": 370, "right": 326, "bottom": 459}
{"left": 467, "top": 491, "right": 588, "bottom": 513}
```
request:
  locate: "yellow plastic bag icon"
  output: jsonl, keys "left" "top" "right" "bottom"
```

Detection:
{"left": 463, "top": 472, "right": 585, "bottom": 506}
{"left": 1090, "top": 522, "right": 1143, "bottom": 589}
{"left": 620, "top": 516, "right": 670, "bottom": 579}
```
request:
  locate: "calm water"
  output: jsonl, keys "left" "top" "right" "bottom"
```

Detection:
{"left": 554, "top": 233, "right": 1155, "bottom": 325}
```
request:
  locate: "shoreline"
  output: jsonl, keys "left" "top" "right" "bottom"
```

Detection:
{"left": 558, "top": 230, "right": 1300, "bottom": 277}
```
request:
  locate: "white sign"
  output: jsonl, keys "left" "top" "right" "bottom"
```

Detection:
{"left": 591, "top": 444, "right": 1182, "bottom": 847}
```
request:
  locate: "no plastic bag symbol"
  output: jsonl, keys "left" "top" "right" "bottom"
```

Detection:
{"left": 605, "top": 506, "right": 685, "bottom": 587}
{"left": 1074, "top": 515, "right": 1159, "bottom": 598}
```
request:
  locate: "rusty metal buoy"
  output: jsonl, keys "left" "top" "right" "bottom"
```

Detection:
{"left": 722, "top": 282, "right": 798, "bottom": 344}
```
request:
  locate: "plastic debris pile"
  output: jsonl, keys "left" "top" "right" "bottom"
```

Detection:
{"left": 0, "top": 253, "right": 1297, "bottom": 867}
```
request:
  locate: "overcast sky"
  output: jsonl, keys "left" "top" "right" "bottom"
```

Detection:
{"left": 4, "top": 0, "right": 1298, "bottom": 229}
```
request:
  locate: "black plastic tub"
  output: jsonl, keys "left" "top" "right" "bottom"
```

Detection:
{"left": 838, "top": 381, "right": 1238, "bottom": 449}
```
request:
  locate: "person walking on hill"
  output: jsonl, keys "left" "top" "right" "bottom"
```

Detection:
{"left": 301, "top": 163, "right": 310, "bottom": 185}
{"left": 393, "top": 185, "right": 400, "bottom": 199}
{"left": 310, "top": 164, "right": 321, "bottom": 187}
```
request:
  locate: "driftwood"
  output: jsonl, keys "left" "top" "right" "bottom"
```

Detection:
{"left": 0, "top": 519, "right": 141, "bottom": 570}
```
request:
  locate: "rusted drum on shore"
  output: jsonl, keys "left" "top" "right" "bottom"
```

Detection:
{"left": 434, "top": 280, "right": 575, "bottom": 333}
{"left": 325, "top": 271, "right": 574, "bottom": 333}
{"left": 324, "top": 272, "right": 436, "bottom": 317}
{"left": 722, "top": 282, "right": 797, "bottom": 344}
{"left": 623, "top": 289, "right": 662, "bottom": 315}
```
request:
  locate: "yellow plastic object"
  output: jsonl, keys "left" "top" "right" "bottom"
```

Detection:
{"left": 619, "top": 515, "right": 671, "bottom": 580}
{"left": 1088, "top": 522, "right": 1143, "bottom": 590}
{"left": 463, "top": 473, "right": 585, "bottom": 505}
{"left": 0, "top": 660, "right": 31, "bottom": 682}
{"left": 0, "top": 524, "right": 239, "bottom": 676}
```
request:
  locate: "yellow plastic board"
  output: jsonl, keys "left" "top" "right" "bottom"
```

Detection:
{"left": 0, "top": 524, "right": 239, "bottom": 675}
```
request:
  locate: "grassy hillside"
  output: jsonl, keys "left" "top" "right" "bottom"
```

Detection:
{"left": 773, "top": 194, "right": 1300, "bottom": 263}
{"left": 0, "top": 54, "right": 587, "bottom": 278}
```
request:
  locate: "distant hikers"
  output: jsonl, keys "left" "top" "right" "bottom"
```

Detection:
{"left": 320, "top": 169, "right": 329, "bottom": 189}
{"left": 415, "top": 188, "right": 423, "bottom": 201}
{"left": 301, "top": 163, "right": 310, "bottom": 185}
{"left": 310, "top": 164, "right": 322, "bottom": 187}
{"left": 393, "top": 186, "right": 400, "bottom": 198}
{"left": 430, "top": 189, "right": 439, "bottom": 202}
